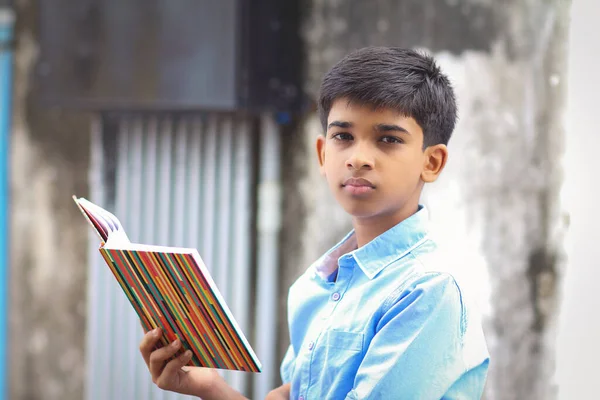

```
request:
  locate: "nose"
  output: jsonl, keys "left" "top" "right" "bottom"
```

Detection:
{"left": 346, "top": 143, "right": 374, "bottom": 171}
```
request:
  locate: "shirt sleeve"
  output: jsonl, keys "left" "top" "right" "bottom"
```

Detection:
{"left": 345, "top": 272, "right": 466, "bottom": 400}
{"left": 280, "top": 343, "right": 296, "bottom": 384}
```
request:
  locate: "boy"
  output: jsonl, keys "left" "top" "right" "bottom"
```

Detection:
{"left": 139, "top": 46, "right": 490, "bottom": 399}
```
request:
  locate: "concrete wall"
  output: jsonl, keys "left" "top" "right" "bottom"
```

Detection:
{"left": 9, "top": 0, "right": 90, "bottom": 399}
{"left": 279, "top": 1, "right": 571, "bottom": 399}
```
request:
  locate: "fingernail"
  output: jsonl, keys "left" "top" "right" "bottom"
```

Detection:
{"left": 171, "top": 339, "right": 180, "bottom": 347}
{"left": 152, "top": 328, "right": 160, "bottom": 337}
{"left": 185, "top": 350, "right": 193, "bottom": 360}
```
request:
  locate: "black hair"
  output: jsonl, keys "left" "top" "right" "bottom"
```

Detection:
{"left": 318, "top": 47, "right": 457, "bottom": 147}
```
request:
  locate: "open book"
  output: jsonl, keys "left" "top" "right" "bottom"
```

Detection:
{"left": 73, "top": 195, "right": 262, "bottom": 373}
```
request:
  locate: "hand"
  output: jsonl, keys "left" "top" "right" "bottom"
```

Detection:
{"left": 265, "top": 383, "right": 291, "bottom": 400}
{"left": 139, "top": 327, "right": 220, "bottom": 397}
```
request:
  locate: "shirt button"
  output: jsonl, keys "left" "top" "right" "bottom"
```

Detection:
{"left": 331, "top": 292, "right": 341, "bottom": 301}
{"left": 308, "top": 341, "right": 314, "bottom": 350}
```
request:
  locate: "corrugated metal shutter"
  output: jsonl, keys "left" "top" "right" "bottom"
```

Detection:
{"left": 86, "top": 113, "right": 261, "bottom": 400}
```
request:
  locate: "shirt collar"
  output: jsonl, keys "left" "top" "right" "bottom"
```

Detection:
{"left": 314, "top": 205, "right": 430, "bottom": 280}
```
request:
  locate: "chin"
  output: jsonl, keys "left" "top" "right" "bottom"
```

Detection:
{"left": 340, "top": 202, "right": 381, "bottom": 219}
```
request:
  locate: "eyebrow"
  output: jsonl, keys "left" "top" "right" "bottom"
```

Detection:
{"left": 327, "top": 121, "right": 353, "bottom": 130}
{"left": 327, "top": 121, "right": 411, "bottom": 135}
{"left": 375, "top": 123, "right": 410, "bottom": 135}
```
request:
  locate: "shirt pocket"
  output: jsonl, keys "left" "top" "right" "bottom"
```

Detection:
{"left": 322, "top": 329, "right": 365, "bottom": 374}
{"left": 325, "top": 329, "right": 364, "bottom": 352}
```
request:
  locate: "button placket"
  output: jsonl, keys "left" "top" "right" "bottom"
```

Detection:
{"left": 323, "top": 264, "right": 354, "bottom": 319}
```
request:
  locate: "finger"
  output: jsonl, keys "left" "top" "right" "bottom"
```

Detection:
{"left": 156, "top": 350, "right": 193, "bottom": 389}
{"left": 149, "top": 339, "right": 182, "bottom": 381}
{"left": 139, "top": 328, "right": 161, "bottom": 367}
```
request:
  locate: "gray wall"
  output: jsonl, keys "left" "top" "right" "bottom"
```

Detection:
{"left": 9, "top": 0, "right": 90, "bottom": 399}
{"left": 279, "top": 1, "right": 570, "bottom": 399}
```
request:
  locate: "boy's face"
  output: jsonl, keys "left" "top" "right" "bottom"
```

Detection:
{"left": 316, "top": 98, "right": 447, "bottom": 221}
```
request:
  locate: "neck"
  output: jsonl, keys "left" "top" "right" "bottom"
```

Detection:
{"left": 352, "top": 202, "right": 420, "bottom": 248}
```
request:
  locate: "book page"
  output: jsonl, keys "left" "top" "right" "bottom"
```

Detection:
{"left": 73, "top": 196, "right": 130, "bottom": 244}
{"left": 106, "top": 242, "right": 194, "bottom": 253}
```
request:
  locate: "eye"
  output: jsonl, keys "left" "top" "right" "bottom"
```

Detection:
{"left": 332, "top": 132, "right": 354, "bottom": 141}
{"left": 380, "top": 136, "right": 403, "bottom": 144}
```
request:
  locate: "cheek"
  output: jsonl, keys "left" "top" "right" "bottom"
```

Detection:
{"left": 324, "top": 151, "right": 344, "bottom": 170}
{"left": 386, "top": 157, "right": 423, "bottom": 183}
{"left": 322, "top": 157, "right": 341, "bottom": 181}
{"left": 400, "top": 149, "right": 425, "bottom": 172}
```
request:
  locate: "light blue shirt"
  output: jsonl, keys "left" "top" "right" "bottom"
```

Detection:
{"left": 280, "top": 206, "right": 489, "bottom": 399}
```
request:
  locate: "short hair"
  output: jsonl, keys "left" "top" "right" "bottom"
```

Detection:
{"left": 318, "top": 47, "right": 457, "bottom": 147}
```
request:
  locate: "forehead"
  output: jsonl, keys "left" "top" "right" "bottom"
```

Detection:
{"left": 327, "top": 98, "right": 422, "bottom": 133}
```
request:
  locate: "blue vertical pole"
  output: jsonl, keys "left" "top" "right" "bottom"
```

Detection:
{"left": 0, "top": 7, "right": 14, "bottom": 400}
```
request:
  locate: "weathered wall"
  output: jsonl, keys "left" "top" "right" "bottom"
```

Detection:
{"left": 279, "top": 1, "right": 570, "bottom": 399}
{"left": 9, "top": 0, "right": 90, "bottom": 399}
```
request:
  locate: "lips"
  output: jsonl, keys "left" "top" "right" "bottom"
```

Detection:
{"left": 342, "top": 177, "right": 375, "bottom": 188}
{"left": 342, "top": 177, "right": 375, "bottom": 195}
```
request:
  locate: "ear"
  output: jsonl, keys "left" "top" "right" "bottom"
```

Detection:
{"left": 421, "top": 144, "right": 448, "bottom": 183}
{"left": 316, "top": 135, "right": 327, "bottom": 175}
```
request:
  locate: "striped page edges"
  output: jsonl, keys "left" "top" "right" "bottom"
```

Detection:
{"left": 99, "top": 246, "right": 262, "bottom": 372}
